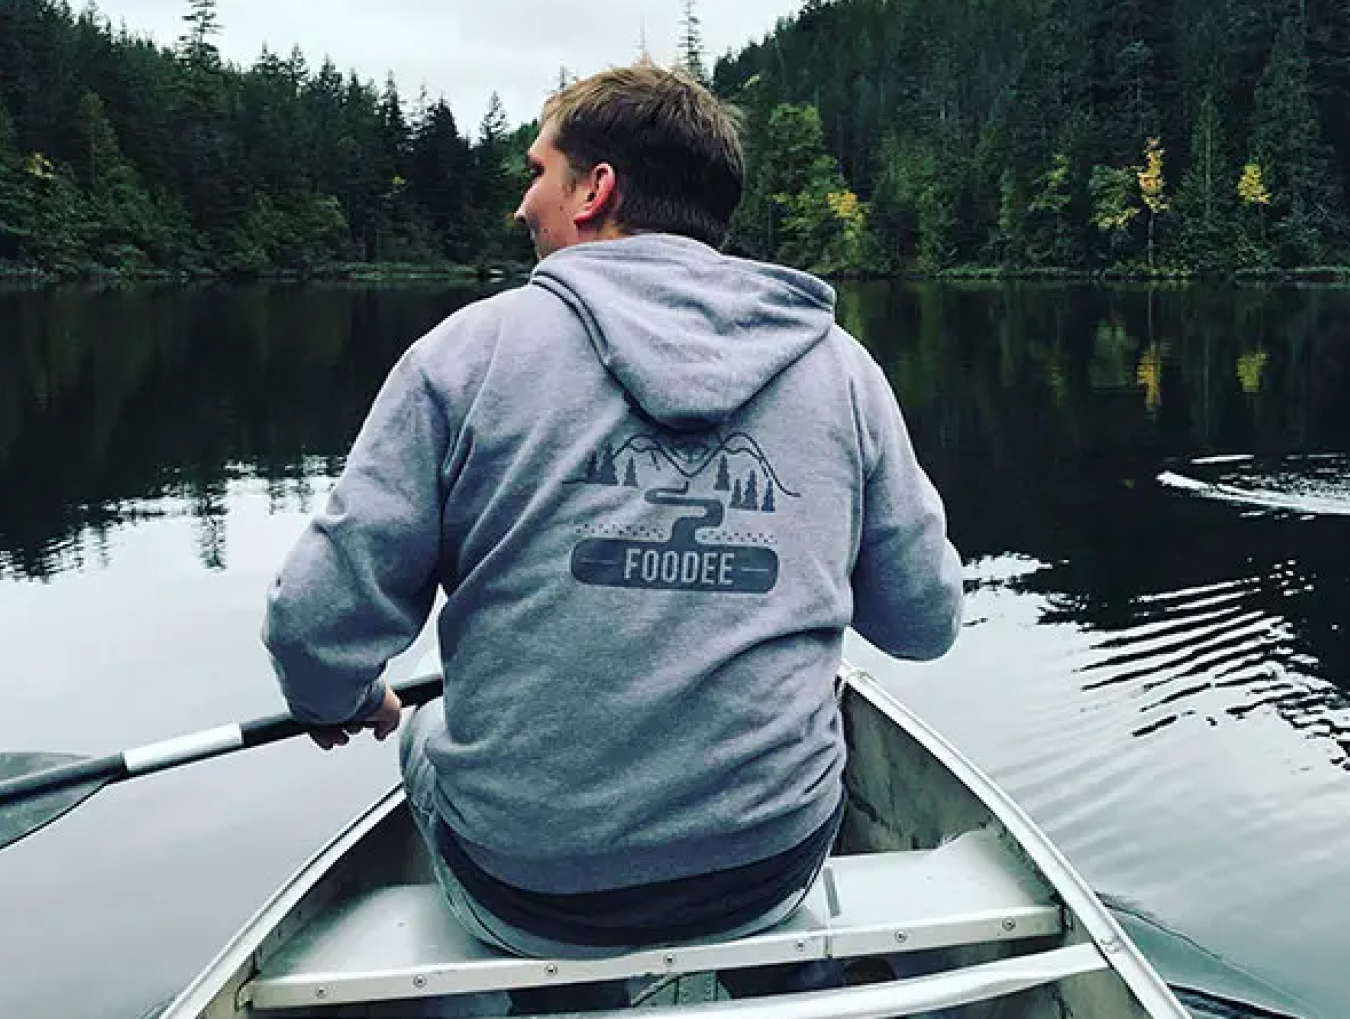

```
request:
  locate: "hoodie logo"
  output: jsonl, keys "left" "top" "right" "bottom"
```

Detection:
{"left": 568, "top": 431, "right": 799, "bottom": 594}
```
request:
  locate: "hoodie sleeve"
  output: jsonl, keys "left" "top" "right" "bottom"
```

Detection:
{"left": 850, "top": 354, "right": 964, "bottom": 660}
{"left": 261, "top": 342, "right": 452, "bottom": 725}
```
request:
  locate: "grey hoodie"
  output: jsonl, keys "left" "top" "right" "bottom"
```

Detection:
{"left": 264, "top": 233, "right": 963, "bottom": 894}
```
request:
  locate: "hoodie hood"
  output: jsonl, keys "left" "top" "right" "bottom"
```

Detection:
{"left": 531, "top": 234, "right": 836, "bottom": 430}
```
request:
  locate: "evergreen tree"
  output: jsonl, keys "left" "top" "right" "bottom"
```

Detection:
{"left": 679, "top": 0, "right": 709, "bottom": 85}
{"left": 179, "top": 0, "right": 221, "bottom": 69}
{"left": 1249, "top": 17, "right": 1344, "bottom": 264}
{"left": 0, "top": 98, "right": 31, "bottom": 263}
{"left": 410, "top": 99, "right": 471, "bottom": 258}
{"left": 597, "top": 442, "right": 619, "bottom": 485}
{"left": 1175, "top": 91, "right": 1236, "bottom": 272}
{"left": 74, "top": 91, "right": 159, "bottom": 267}
{"left": 1027, "top": 153, "right": 1076, "bottom": 266}
{"left": 715, "top": 455, "right": 731, "bottom": 491}
{"left": 471, "top": 91, "right": 516, "bottom": 258}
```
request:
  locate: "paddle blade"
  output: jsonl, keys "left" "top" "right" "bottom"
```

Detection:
{"left": 0, "top": 753, "right": 109, "bottom": 851}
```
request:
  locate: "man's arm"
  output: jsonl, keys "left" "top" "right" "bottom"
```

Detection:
{"left": 263, "top": 345, "right": 449, "bottom": 731}
{"left": 850, "top": 362, "right": 964, "bottom": 660}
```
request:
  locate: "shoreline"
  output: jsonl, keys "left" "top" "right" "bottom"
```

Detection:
{"left": 0, "top": 261, "right": 530, "bottom": 288}
{"left": 3, "top": 261, "right": 1349, "bottom": 288}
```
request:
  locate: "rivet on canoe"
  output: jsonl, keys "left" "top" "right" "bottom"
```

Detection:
{"left": 894, "top": 931, "right": 908, "bottom": 943}
{"left": 795, "top": 939, "right": 807, "bottom": 952}
{"left": 1002, "top": 919, "right": 1017, "bottom": 932}
{"left": 315, "top": 987, "right": 327, "bottom": 999}
{"left": 545, "top": 964, "right": 559, "bottom": 977}
{"left": 413, "top": 975, "right": 428, "bottom": 989}
{"left": 664, "top": 953, "right": 677, "bottom": 967}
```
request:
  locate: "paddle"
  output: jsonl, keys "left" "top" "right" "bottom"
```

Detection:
{"left": 0, "top": 671, "right": 444, "bottom": 852}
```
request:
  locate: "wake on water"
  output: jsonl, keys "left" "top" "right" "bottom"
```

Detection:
{"left": 1157, "top": 455, "right": 1350, "bottom": 517}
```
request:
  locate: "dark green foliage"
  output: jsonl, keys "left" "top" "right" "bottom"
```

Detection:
{"left": 5, "top": 0, "right": 1349, "bottom": 278}
{"left": 714, "top": 0, "right": 1350, "bottom": 275}
{"left": 1248, "top": 17, "right": 1346, "bottom": 265}
{"left": 0, "top": 0, "right": 530, "bottom": 278}
{"left": 1173, "top": 91, "right": 1237, "bottom": 273}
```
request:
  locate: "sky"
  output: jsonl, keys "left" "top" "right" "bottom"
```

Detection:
{"left": 86, "top": 0, "right": 804, "bottom": 133}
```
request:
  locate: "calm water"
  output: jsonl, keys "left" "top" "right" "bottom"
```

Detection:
{"left": 1, "top": 280, "right": 1348, "bottom": 1019}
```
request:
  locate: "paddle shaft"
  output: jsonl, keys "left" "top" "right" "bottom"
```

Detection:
{"left": 0, "top": 673, "right": 444, "bottom": 807}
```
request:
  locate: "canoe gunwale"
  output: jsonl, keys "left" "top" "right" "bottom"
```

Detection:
{"left": 838, "top": 665, "right": 1188, "bottom": 1018}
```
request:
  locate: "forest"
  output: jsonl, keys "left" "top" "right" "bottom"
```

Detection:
{"left": 0, "top": 0, "right": 535, "bottom": 279}
{"left": 1, "top": 0, "right": 1348, "bottom": 280}
{"left": 716, "top": 0, "right": 1350, "bottom": 277}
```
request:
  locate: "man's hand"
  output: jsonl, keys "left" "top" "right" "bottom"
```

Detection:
{"left": 308, "top": 686, "right": 404, "bottom": 751}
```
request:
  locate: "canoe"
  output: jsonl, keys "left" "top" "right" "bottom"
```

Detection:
{"left": 152, "top": 662, "right": 1190, "bottom": 1019}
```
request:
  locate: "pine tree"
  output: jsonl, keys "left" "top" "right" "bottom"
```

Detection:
{"left": 409, "top": 99, "right": 471, "bottom": 258}
{"left": 715, "top": 455, "right": 731, "bottom": 491}
{"left": 678, "top": 0, "right": 708, "bottom": 85}
{"left": 1028, "top": 153, "right": 1075, "bottom": 266}
{"left": 179, "top": 0, "right": 221, "bottom": 68}
{"left": 74, "top": 91, "right": 158, "bottom": 266}
{"left": 744, "top": 472, "right": 760, "bottom": 509}
{"left": 1175, "top": 91, "right": 1235, "bottom": 273}
{"left": 623, "top": 458, "right": 639, "bottom": 487}
{"left": 479, "top": 91, "right": 509, "bottom": 148}
{"left": 598, "top": 442, "right": 619, "bottom": 485}
{"left": 0, "top": 97, "right": 31, "bottom": 262}
{"left": 762, "top": 483, "right": 776, "bottom": 513}
{"left": 472, "top": 92, "right": 515, "bottom": 258}
{"left": 1249, "top": 17, "right": 1344, "bottom": 264}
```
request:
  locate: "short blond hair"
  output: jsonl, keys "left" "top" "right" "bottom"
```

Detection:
{"left": 542, "top": 66, "right": 744, "bottom": 247}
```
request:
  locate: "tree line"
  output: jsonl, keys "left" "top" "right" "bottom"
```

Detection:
{"left": 715, "top": 0, "right": 1350, "bottom": 277}
{"left": 3, "top": 0, "right": 1349, "bottom": 280}
{"left": 0, "top": 0, "right": 532, "bottom": 279}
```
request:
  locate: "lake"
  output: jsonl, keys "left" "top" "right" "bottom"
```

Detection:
{"left": 1, "top": 279, "right": 1348, "bottom": 1019}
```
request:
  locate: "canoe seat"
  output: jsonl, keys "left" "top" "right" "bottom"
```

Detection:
{"left": 246, "top": 827, "right": 1063, "bottom": 1012}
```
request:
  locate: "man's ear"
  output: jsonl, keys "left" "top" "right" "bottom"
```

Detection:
{"left": 574, "top": 162, "right": 619, "bottom": 226}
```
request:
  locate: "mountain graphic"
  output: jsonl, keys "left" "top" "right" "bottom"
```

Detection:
{"left": 568, "top": 431, "right": 801, "bottom": 501}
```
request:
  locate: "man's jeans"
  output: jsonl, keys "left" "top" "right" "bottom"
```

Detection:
{"left": 399, "top": 704, "right": 842, "bottom": 1011}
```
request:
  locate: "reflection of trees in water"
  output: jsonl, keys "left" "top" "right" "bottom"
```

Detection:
{"left": 191, "top": 476, "right": 228, "bottom": 572}
{"left": 841, "top": 281, "right": 1350, "bottom": 762}
{"left": 0, "top": 285, "right": 486, "bottom": 579}
{"left": 844, "top": 282, "right": 1350, "bottom": 562}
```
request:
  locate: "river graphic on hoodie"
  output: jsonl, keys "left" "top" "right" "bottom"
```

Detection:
{"left": 568, "top": 430, "right": 799, "bottom": 594}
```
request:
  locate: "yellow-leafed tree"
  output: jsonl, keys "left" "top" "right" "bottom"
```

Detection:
{"left": 1236, "top": 161, "right": 1271, "bottom": 249}
{"left": 1137, "top": 137, "right": 1168, "bottom": 271}
{"left": 1237, "top": 162, "right": 1271, "bottom": 206}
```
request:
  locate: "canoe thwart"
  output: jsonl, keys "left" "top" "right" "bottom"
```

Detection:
{"left": 246, "top": 827, "right": 1065, "bottom": 1012}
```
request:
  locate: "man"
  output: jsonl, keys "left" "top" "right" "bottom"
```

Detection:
{"left": 263, "top": 65, "right": 963, "bottom": 1009}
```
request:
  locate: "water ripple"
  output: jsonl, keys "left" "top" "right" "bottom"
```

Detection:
{"left": 1063, "top": 570, "right": 1350, "bottom": 772}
